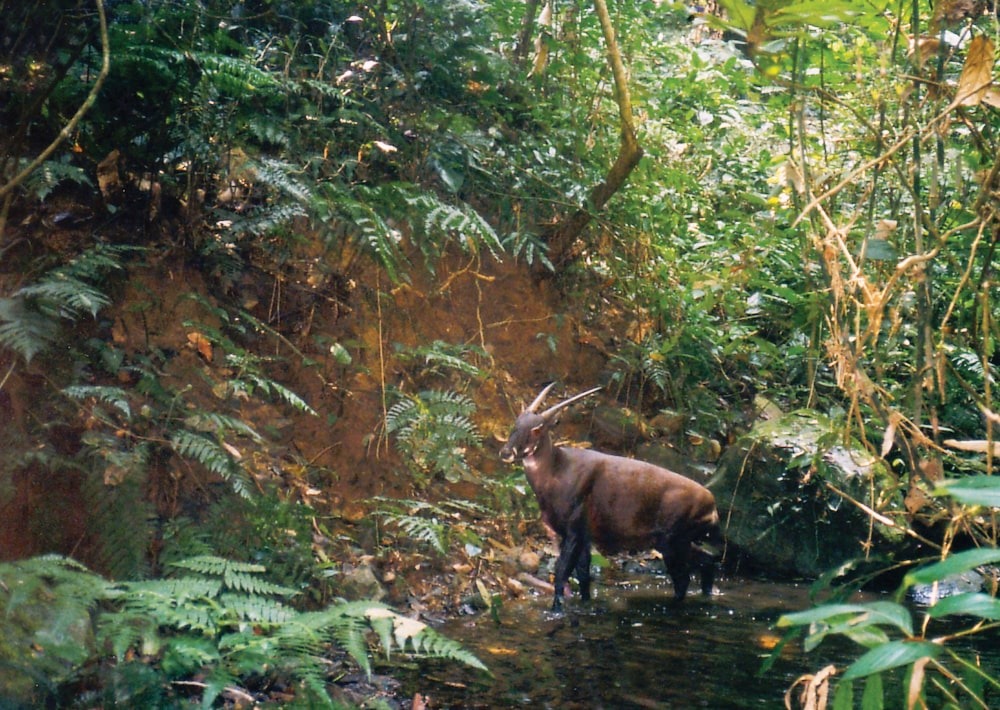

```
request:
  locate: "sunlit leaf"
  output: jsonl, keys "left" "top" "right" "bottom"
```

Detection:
{"left": 778, "top": 601, "right": 912, "bottom": 635}
{"left": 956, "top": 35, "right": 995, "bottom": 107}
{"left": 841, "top": 641, "right": 939, "bottom": 681}
{"left": 777, "top": 604, "right": 868, "bottom": 628}
{"left": 903, "top": 549, "right": 1000, "bottom": 588}
{"left": 861, "top": 672, "right": 883, "bottom": 710}
{"left": 934, "top": 476, "right": 1000, "bottom": 508}
{"left": 927, "top": 592, "right": 1000, "bottom": 621}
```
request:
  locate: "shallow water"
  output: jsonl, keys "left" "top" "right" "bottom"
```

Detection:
{"left": 398, "top": 576, "right": 999, "bottom": 709}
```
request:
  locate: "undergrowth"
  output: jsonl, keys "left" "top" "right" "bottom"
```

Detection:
{"left": 0, "top": 555, "right": 488, "bottom": 708}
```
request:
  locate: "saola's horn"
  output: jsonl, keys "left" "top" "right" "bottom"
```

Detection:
{"left": 526, "top": 382, "right": 558, "bottom": 413}
{"left": 539, "top": 386, "right": 603, "bottom": 421}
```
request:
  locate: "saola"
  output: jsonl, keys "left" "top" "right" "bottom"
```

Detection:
{"left": 500, "top": 384, "right": 721, "bottom": 611}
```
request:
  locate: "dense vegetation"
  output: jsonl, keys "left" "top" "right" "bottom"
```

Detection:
{"left": 2, "top": 0, "right": 1000, "bottom": 706}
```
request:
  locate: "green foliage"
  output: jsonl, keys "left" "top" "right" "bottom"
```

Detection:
{"left": 0, "top": 553, "right": 486, "bottom": 707}
{"left": 372, "top": 497, "right": 490, "bottom": 556}
{"left": 773, "top": 486, "right": 1000, "bottom": 707}
{"left": 394, "top": 339, "right": 489, "bottom": 381}
{"left": 19, "top": 156, "right": 94, "bottom": 201}
{"left": 0, "top": 244, "right": 137, "bottom": 362}
{"left": 0, "top": 556, "right": 111, "bottom": 702}
{"left": 0, "top": 555, "right": 485, "bottom": 708}
{"left": 385, "top": 389, "right": 482, "bottom": 485}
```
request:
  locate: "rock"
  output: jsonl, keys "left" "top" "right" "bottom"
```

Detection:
{"left": 649, "top": 409, "right": 687, "bottom": 436}
{"left": 634, "top": 441, "right": 713, "bottom": 482}
{"left": 909, "top": 570, "right": 987, "bottom": 606}
{"left": 709, "top": 410, "right": 905, "bottom": 578}
{"left": 517, "top": 549, "right": 541, "bottom": 573}
{"left": 340, "top": 563, "right": 387, "bottom": 601}
{"left": 590, "top": 404, "right": 646, "bottom": 449}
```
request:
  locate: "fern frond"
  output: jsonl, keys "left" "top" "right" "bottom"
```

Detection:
{"left": 19, "top": 275, "right": 110, "bottom": 319}
{"left": 20, "top": 157, "right": 94, "bottom": 201}
{"left": 169, "top": 430, "right": 252, "bottom": 498}
{"left": 170, "top": 555, "right": 265, "bottom": 577}
{"left": 64, "top": 385, "right": 133, "bottom": 419}
{"left": 229, "top": 203, "right": 308, "bottom": 237}
{"left": 253, "top": 157, "right": 313, "bottom": 203}
{"left": 0, "top": 244, "right": 136, "bottom": 362}
{"left": 384, "top": 389, "right": 481, "bottom": 483}
{"left": 195, "top": 51, "right": 280, "bottom": 95}
{"left": 377, "top": 511, "right": 448, "bottom": 555}
{"left": 0, "top": 297, "right": 59, "bottom": 361}
{"left": 82, "top": 471, "right": 152, "bottom": 579}
{"left": 182, "top": 412, "right": 262, "bottom": 441}
{"left": 218, "top": 593, "right": 296, "bottom": 625}
{"left": 395, "top": 339, "right": 488, "bottom": 379}
{"left": 240, "top": 371, "right": 318, "bottom": 415}
{"left": 502, "top": 229, "right": 554, "bottom": 271}
{"left": 321, "top": 601, "right": 488, "bottom": 675}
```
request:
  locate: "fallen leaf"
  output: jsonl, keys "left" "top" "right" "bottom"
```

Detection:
{"left": 187, "top": 331, "right": 213, "bottom": 361}
{"left": 956, "top": 35, "right": 995, "bottom": 106}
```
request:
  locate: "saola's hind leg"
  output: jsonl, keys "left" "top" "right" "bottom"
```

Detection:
{"left": 656, "top": 539, "right": 692, "bottom": 600}
{"left": 694, "top": 522, "right": 723, "bottom": 596}
{"left": 574, "top": 544, "right": 592, "bottom": 601}
{"left": 692, "top": 544, "right": 716, "bottom": 596}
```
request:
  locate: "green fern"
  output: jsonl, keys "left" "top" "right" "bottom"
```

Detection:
{"left": 0, "top": 244, "right": 138, "bottom": 362}
{"left": 82, "top": 468, "right": 153, "bottom": 579}
{"left": 0, "top": 296, "right": 59, "bottom": 361}
{"left": 372, "top": 497, "right": 490, "bottom": 556}
{"left": 20, "top": 156, "right": 94, "bottom": 201}
{"left": 97, "top": 555, "right": 487, "bottom": 704}
{"left": 385, "top": 389, "right": 481, "bottom": 484}
{"left": 182, "top": 411, "right": 262, "bottom": 441}
{"left": 64, "top": 385, "right": 133, "bottom": 420}
{"left": 395, "top": 339, "right": 488, "bottom": 380}
{"left": 229, "top": 203, "right": 308, "bottom": 237}
{"left": 169, "top": 429, "right": 253, "bottom": 498}
{"left": 503, "top": 229, "right": 555, "bottom": 271}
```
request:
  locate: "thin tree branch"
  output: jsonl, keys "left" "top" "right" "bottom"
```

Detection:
{"left": 545, "top": 0, "right": 643, "bottom": 266}
{"left": 0, "top": 0, "right": 110, "bottom": 203}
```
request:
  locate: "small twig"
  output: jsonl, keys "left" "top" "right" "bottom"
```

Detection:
{"left": 0, "top": 0, "right": 111, "bottom": 201}
{"left": 824, "top": 480, "right": 941, "bottom": 551}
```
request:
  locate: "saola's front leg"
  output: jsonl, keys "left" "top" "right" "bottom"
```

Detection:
{"left": 553, "top": 522, "right": 590, "bottom": 612}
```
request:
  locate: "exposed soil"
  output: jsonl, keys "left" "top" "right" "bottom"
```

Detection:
{"left": 0, "top": 207, "right": 637, "bottom": 606}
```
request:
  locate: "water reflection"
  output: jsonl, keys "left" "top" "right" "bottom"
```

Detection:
{"left": 399, "top": 578, "right": 855, "bottom": 708}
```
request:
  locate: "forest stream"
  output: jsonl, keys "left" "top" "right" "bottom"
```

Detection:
{"left": 394, "top": 576, "right": 1000, "bottom": 709}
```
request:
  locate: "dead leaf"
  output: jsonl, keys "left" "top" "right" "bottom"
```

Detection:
{"left": 956, "top": 35, "right": 995, "bottom": 106}
{"left": 881, "top": 417, "right": 896, "bottom": 458}
{"left": 905, "top": 484, "right": 929, "bottom": 515}
{"left": 919, "top": 457, "right": 944, "bottom": 482}
{"left": 907, "top": 656, "right": 930, "bottom": 710}
{"left": 982, "top": 87, "right": 1000, "bottom": 108}
{"left": 786, "top": 664, "right": 837, "bottom": 710}
{"left": 96, "top": 149, "right": 122, "bottom": 199}
{"left": 943, "top": 438, "right": 1000, "bottom": 456}
{"left": 186, "top": 331, "right": 213, "bottom": 361}
{"left": 529, "top": 1, "right": 553, "bottom": 77}
{"left": 221, "top": 441, "right": 242, "bottom": 460}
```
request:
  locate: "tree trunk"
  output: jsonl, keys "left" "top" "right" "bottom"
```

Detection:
{"left": 544, "top": 0, "right": 643, "bottom": 268}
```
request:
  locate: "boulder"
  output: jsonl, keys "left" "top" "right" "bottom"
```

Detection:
{"left": 710, "top": 410, "right": 905, "bottom": 578}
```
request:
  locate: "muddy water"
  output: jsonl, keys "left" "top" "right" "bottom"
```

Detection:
{"left": 398, "top": 577, "right": 892, "bottom": 709}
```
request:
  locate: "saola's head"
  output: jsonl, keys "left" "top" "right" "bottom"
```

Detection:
{"left": 499, "top": 384, "right": 602, "bottom": 463}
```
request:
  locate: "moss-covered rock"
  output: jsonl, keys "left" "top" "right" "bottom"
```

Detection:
{"left": 0, "top": 557, "right": 105, "bottom": 706}
{"left": 710, "top": 410, "right": 905, "bottom": 578}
